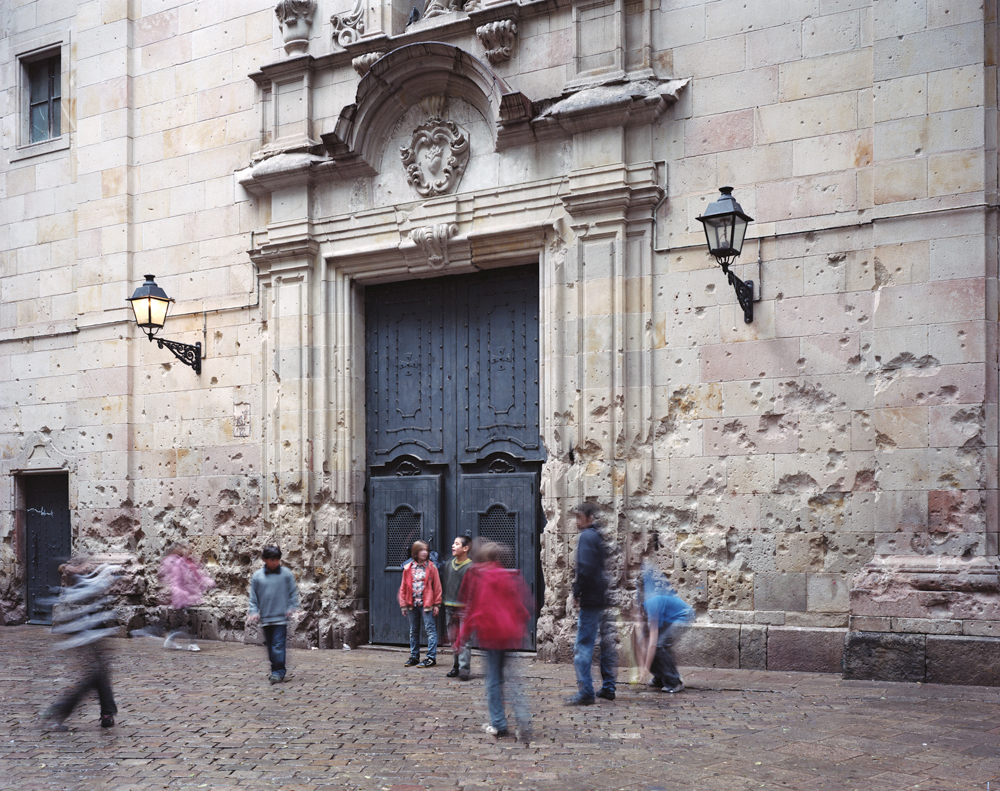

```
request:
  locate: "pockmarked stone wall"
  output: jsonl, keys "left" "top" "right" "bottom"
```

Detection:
{"left": 1, "top": 1, "right": 998, "bottom": 682}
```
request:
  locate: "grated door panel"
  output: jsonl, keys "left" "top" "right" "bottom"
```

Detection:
{"left": 478, "top": 505, "right": 517, "bottom": 569}
{"left": 387, "top": 506, "right": 422, "bottom": 568}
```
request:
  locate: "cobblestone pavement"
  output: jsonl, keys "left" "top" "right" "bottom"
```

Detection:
{"left": 2, "top": 625, "right": 999, "bottom": 791}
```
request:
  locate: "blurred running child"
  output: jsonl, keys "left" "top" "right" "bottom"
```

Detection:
{"left": 457, "top": 541, "right": 533, "bottom": 741}
{"left": 43, "top": 561, "right": 123, "bottom": 730}
{"left": 160, "top": 542, "right": 215, "bottom": 651}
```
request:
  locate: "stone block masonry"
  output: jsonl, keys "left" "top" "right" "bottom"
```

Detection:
{"left": 0, "top": 0, "right": 998, "bottom": 686}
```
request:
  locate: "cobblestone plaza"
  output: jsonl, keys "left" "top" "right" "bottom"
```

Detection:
{"left": 3, "top": 626, "right": 999, "bottom": 791}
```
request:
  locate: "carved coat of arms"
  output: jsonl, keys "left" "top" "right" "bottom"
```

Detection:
{"left": 399, "top": 119, "right": 470, "bottom": 198}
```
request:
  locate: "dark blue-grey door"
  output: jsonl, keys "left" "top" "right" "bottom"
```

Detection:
{"left": 367, "top": 265, "right": 543, "bottom": 647}
{"left": 23, "top": 474, "right": 71, "bottom": 624}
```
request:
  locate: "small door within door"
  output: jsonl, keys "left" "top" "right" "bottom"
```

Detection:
{"left": 23, "top": 474, "right": 71, "bottom": 624}
{"left": 369, "top": 475, "right": 441, "bottom": 644}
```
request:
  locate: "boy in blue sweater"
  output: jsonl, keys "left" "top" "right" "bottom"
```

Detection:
{"left": 247, "top": 546, "right": 300, "bottom": 684}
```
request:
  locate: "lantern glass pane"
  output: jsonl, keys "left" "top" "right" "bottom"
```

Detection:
{"left": 731, "top": 216, "right": 748, "bottom": 256}
{"left": 149, "top": 296, "right": 170, "bottom": 328}
{"left": 130, "top": 297, "right": 150, "bottom": 327}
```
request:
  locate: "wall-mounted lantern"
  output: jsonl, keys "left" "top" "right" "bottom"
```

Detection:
{"left": 696, "top": 186, "right": 755, "bottom": 324}
{"left": 127, "top": 274, "right": 202, "bottom": 374}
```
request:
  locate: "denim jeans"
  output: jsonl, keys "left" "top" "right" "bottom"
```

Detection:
{"left": 573, "top": 607, "right": 618, "bottom": 698}
{"left": 262, "top": 624, "right": 287, "bottom": 678}
{"left": 446, "top": 606, "right": 471, "bottom": 671}
{"left": 406, "top": 607, "right": 437, "bottom": 661}
{"left": 484, "top": 649, "right": 530, "bottom": 735}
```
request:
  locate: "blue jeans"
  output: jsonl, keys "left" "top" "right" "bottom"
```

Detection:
{"left": 485, "top": 649, "right": 530, "bottom": 734}
{"left": 446, "top": 606, "right": 471, "bottom": 671}
{"left": 574, "top": 607, "right": 617, "bottom": 698}
{"left": 407, "top": 607, "right": 437, "bottom": 661}
{"left": 262, "top": 624, "right": 287, "bottom": 678}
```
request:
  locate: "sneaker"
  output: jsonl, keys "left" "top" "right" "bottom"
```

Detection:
{"left": 596, "top": 688, "right": 616, "bottom": 701}
{"left": 268, "top": 673, "right": 282, "bottom": 684}
{"left": 404, "top": 657, "right": 419, "bottom": 667}
{"left": 187, "top": 643, "right": 201, "bottom": 652}
{"left": 417, "top": 658, "right": 436, "bottom": 668}
{"left": 458, "top": 668, "right": 471, "bottom": 681}
{"left": 446, "top": 667, "right": 460, "bottom": 678}
{"left": 515, "top": 725, "right": 533, "bottom": 744}
{"left": 100, "top": 714, "right": 115, "bottom": 728}
{"left": 662, "top": 682, "right": 685, "bottom": 693}
{"left": 564, "top": 694, "right": 596, "bottom": 706}
{"left": 482, "top": 723, "right": 509, "bottom": 737}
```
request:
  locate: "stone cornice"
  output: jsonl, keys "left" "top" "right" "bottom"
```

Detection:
{"left": 249, "top": 237, "right": 320, "bottom": 276}
{"left": 561, "top": 162, "right": 664, "bottom": 221}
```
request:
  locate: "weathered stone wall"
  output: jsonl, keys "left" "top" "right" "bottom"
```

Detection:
{"left": 1, "top": 0, "right": 998, "bottom": 682}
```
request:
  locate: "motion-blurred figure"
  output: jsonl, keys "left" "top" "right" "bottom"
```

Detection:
{"left": 42, "top": 561, "right": 122, "bottom": 731}
{"left": 566, "top": 503, "right": 617, "bottom": 705}
{"left": 160, "top": 543, "right": 215, "bottom": 651}
{"left": 636, "top": 562, "right": 694, "bottom": 693}
{"left": 457, "top": 541, "right": 532, "bottom": 741}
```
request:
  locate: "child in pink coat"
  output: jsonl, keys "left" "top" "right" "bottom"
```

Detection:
{"left": 160, "top": 543, "right": 215, "bottom": 651}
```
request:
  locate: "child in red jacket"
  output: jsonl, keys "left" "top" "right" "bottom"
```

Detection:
{"left": 398, "top": 540, "right": 441, "bottom": 668}
{"left": 457, "top": 541, "right": 533, "bottom": 741}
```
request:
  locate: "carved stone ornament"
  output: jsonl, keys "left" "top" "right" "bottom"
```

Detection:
{"left": 423, "top": 0, "right": 461, "bottom": 19}
{"left": 399, "top": 119, "right": 470, "bottom": 198}
{"left": 352, "top": 51, "right": 385, "bottom": 77}
{"left": 410, "top": 223, "right": 458, "bottom": 269}
{"left": 332, "top": 0, "right": 365, "bottom": 48}
{"left": 476, "top": 20, "right": 518, "bottom": 64}
{"left": 275, "top": 0, "right": 316, "bottom": 56}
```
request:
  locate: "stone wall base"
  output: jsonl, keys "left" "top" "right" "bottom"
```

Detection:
{"left": 676, "top": 624, "right": 845, "bottom": 674}
{"left": 844, "top": 631, "right": 1000, "bottom": 686}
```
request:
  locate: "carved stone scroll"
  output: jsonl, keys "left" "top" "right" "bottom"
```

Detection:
{"left": 352, "top": 51, "right": 385, "bottom": 77}
{"left": 332, "top": 0, "right": 365, "bottom": 48}
{"left": 275, "top": 0, "right": 317, "bottom": 56}
{"left": 400, "top": 119, "right": 470, "bottom": 198}
{"left": 477, "top": 20, "right": 518, "bottom": 64}
{"left": 410, "top": 223, "right": 458, "bottom": 268}
{"left": 423, "top": 0, "right": 461, "bottom": 19}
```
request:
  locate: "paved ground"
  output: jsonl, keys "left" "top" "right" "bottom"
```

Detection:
{"left": 2, "top": 625, "right": 999, "bottom": 791}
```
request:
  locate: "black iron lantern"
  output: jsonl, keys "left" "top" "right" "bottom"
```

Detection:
{"left": 696, "top": 186, "right": 755, "bottom": 323}
{"left": 127, "top": 274, "right": 201, "bottom": 374}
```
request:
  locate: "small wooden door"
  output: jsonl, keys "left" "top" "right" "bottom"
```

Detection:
{"left": 23, "top": 474, "right": 71, "bottom": 624}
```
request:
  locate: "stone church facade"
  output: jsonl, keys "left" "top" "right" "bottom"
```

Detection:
{"left": 1, "top": 0, "right": 998, "bottom": 683}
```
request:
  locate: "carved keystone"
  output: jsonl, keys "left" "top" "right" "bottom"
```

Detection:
{"left": 410, "top": 223, "right": 458, "bottom": 269}
{"left": 275, "top": 0, "right": 316, "bottom": 56}
{"left": 476, "top": 19, "right": 517, "bottom": 64}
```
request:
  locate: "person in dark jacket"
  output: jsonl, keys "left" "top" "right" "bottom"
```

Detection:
{"left": 566, "top": 502, "right": 618, "bottom": 705}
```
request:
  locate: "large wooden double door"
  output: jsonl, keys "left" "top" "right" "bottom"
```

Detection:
{"left": 367, "top": 265, "right": 543, "bottom": 647}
